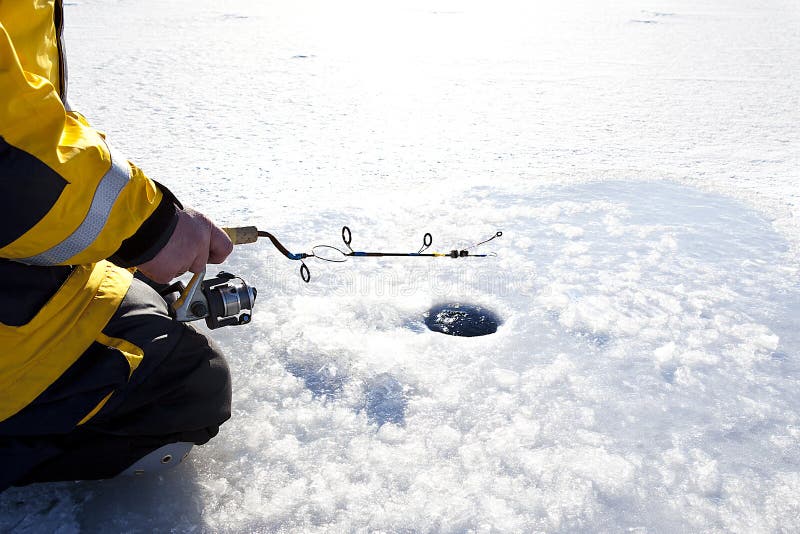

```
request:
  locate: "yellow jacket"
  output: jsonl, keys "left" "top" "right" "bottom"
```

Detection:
{"left": 0, "top": 1, "right": 177, "bottom": 423}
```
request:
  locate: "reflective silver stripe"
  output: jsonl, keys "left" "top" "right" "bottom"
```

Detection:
{"left": 19, "top": 144, "right": 131, "bottom": 265}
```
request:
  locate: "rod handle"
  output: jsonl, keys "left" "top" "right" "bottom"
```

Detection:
{"left": 223, "top": 226, "right": 259, "bottom": 245}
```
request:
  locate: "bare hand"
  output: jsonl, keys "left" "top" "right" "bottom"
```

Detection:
{"left": 136, "top": 207, "right": 233, "bottom": 283}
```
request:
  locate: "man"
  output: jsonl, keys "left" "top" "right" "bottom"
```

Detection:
{"left": 1, "top": 0, "right": 234, "bottom": 490}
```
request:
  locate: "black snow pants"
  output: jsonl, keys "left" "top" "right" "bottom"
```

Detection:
{"left": 0, "top": 276, "right": 232, "bottom": 490}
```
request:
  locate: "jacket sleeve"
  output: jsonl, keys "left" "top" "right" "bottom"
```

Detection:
{"left": 0, "top": 21, "right": 178, "bottom": 268}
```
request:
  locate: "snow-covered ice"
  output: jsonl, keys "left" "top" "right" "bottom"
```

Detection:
{"left": 2, "top": 0, "right": 799, "bottom": 532}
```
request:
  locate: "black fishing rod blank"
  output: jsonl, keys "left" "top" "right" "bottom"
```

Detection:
{"left": 222, "top": 225, "right": 502, "bottom": 283}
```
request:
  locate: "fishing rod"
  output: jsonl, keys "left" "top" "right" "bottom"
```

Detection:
{"left": 171, "top": 226, "right": 502, "bottom": 329}
{"left": 223, "top": 225, "right": 503, "bottom": 283}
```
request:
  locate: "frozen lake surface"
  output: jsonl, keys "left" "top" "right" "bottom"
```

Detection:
{"left": 2, "top": 0, "right": 799, "bottom": 532}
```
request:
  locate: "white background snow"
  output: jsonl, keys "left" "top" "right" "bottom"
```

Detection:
{"left": 2, "top": 0, "right": 800, "bottom": 531}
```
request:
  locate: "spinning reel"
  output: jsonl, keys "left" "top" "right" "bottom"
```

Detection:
{"left": 171, "top": 270, "right": 257, "bottom": 329}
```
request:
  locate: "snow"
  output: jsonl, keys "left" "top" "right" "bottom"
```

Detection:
{"left": 2, "top": 0, "right": 800, "bottom": 531}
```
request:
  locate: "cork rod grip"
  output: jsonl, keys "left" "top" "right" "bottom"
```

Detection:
{"left": 223, "top": 226, "right": 259, "bottom": 245}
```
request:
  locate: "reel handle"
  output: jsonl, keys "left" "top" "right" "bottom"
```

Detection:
{"left": 223, "top": 226, "right": 259, "bottom": 245}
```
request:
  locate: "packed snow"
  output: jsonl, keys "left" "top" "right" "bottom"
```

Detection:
{"left": 2, "top": 0, "right": 799, "bottom": 532}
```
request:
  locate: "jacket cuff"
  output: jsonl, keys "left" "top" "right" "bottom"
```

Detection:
{"left": 109, "top": 182, "right": 182, "bottom": 267}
